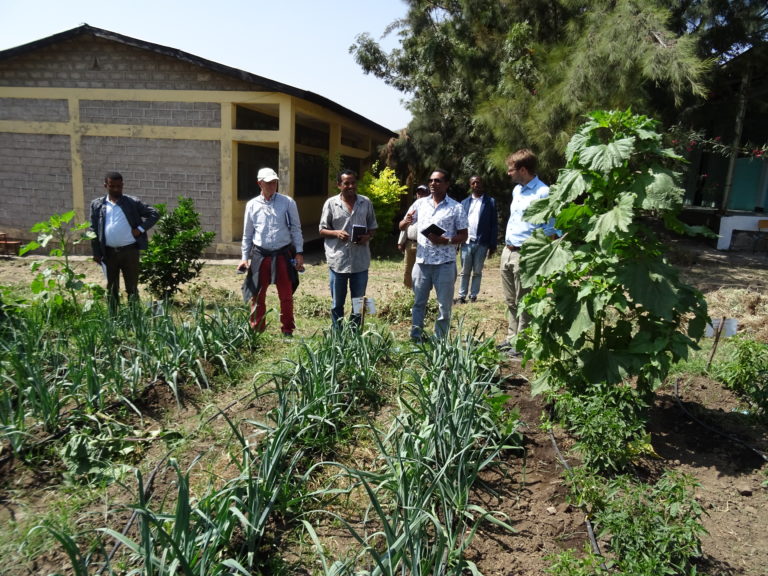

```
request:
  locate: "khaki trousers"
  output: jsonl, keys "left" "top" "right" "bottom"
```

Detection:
{"left": 500, "top": 246, "right": 528, "bottom": 341}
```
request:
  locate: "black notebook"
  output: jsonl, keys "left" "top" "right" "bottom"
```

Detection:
{"left": 421, "top": 223, "right": 446, "bottom": 238}
{"left": 351, "top": 225, "right": 368, "bottom": 242}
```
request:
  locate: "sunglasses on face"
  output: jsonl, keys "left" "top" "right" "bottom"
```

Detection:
{"left": 428, "top": 178, "right": 444, "bottom": 183}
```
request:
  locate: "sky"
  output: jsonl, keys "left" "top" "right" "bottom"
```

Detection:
{"left": 0, "top": 0, "right": 412, "bottom": 131}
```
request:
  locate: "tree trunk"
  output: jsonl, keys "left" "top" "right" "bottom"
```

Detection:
{"left": 720, "top": 67, "right": 750, "bottom": 214}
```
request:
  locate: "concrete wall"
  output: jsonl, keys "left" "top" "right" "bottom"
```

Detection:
{"left": 0, "top": 37, "right": 240, "bottom": 244}
{"left": 80, "top": 100, "right": 221, "bottom": 127}
{"left": 0, "top": 132, "right": 72, "bottom": 227}
{"left": 0, "top": 97, "right": 68, "bottom": 121}
{"left": 81, "top": 137, "right": 220, "bottom": 238}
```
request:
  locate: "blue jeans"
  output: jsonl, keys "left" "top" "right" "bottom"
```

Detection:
{"left": 458, "top": 241, "right": 489, "bottom": 299}
{"left": 330, "top": 269, "right": 369, "bottom": 329}
{"left": 411, "top": 261, "right": 457, "bottom": 339}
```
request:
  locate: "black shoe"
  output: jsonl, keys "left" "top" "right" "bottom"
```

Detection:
{"left": 469, "top": 296, "right": 477, "bottom": 303}
{"left": 456, "top": 297, "right": 467, "bottom": 304}
{"left": 506, "top": 348, "right": 522, "bottom": 358}
{"left": 496, "top": 340, "right": 512, "bottom": 351}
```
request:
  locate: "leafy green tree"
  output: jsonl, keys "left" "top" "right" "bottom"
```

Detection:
{"left": 139, "top": 197, "right": 215, "bottom": 301}
{"left": 352, "top": 0, "right": 516, "bottom": 179}
{"left": 352, "top": 1, "right": 709, "bottom": 179}
{"left": 519, "top": 110, "right": 711, "bottom": 406}
{"left": 668, "top": 0, "right": 767, "bottom": 61}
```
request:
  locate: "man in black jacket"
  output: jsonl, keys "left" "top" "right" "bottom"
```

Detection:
{"left": 90, "top": 172, "right": 159, "bottom": 307}
{"left": 457, "top": 176, "right": 498, "bottom": 303}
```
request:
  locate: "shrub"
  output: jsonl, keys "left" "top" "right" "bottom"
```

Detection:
{"left": 140, "top": 197, "right": 215, "bottom": 301}
{"left": 357, "top": 162, "right": 408, "bottom": 250}
{"left": 522, "top": 109, "right": 710, "bottom": 407}
{"left": 563, "top": 468, "right": 706, "bottom": 576}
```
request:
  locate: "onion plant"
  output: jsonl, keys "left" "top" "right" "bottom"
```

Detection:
{"left": 27, "top": 524, "right": 98, "bottom": 576}
{"left": 102, "top": 460, "right": 235, "bottom": 576}
{"left": 9, "top": 326, "right": 68, "bottom": 434}
{"left": 0, "top": 380, "right": 28, "bottom": 455}
{"left": 304, "top": 332, "right": 519, "bottom": 575}
{"left": 263, "top": 324, "right": 392, "bottom": 453}
{"left": 224, "top": 409, "right": 307, "bottom": 571}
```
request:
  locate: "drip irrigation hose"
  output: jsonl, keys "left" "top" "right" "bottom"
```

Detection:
{"left": 506, "top": 372, "right": 607, "bottom": 566}
{"left": 673, "top": 378, "right": 768, "bottom": 463}
{"left": 546, "top": 417, "right": 607, "bottom": 567}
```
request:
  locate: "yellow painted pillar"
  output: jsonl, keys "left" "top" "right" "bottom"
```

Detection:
{"left": 329, "top": 122, "right": 341, "bottom": 196}
{"left": 68, "top": 97, "right": 85, "bottom": 221}
{"left": 278, "top": 97, "right": 295, "bottom": 196}
{"left": 220, "top": 102, "right": 234, "bottom": 245}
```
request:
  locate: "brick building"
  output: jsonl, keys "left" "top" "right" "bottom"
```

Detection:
{"left": 0, "top": 25, "right": 397, "bottom": 255}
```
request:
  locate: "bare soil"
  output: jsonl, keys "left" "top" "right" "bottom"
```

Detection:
{"left": 1, "top": 236, "right": 767, "bottom": 575}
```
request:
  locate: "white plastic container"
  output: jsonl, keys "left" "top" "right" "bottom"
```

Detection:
{"left": 705, "top": 318, "right": 738, "bottom": 338}
{"left": 352, "top": 297, "right": 376, "bottom": 314}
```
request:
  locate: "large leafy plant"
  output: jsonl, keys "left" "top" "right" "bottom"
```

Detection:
{"left": 714, "top": 338, "right": 768, "bottom": 420}
{"left": 520, "top": 110, "right": 711, "bottom": 403}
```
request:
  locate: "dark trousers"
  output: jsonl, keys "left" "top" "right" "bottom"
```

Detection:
{"left": 104, "top": 244, "right": 140, "bottom": 307}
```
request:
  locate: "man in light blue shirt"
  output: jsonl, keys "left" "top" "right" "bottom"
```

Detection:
{"left": 500, "top": 149, "right": 556, "bottom": 355}
{"left": 238, "top": 167, "right": 304, "bottom": 337}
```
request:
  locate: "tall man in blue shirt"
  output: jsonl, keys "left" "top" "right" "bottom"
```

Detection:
{"left": 500, "top": 149, "right": 556, "bottom": 355}
{"left": 457, "top": 175, "right": 497, "bottom": 303}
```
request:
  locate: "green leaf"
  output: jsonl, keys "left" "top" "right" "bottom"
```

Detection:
{"left": 633, "top": 169, "right": 683, "bottom": 211}
{"left": 520, "top": 233, "right": 572, "bottom": 287}
{"left": 579, "top": 137, "right": 635, "bottom": 173}
{"left": 616, "top": 259, "right": 678, "bottom": 319}
{"left": 662, "top": 213, "right": 717, "bottom": 238}
{"left": 530, "top": 372, "right": 554, "bottom": 396}
{"left": 585, "top": 193, "right": 635, "bottom": 246}
{"left": 580, "top": 348, "right": 628, "bottom": 384}
{"left": 550, "top": 168, "right": 589, "bottom": 206}
{"left": 554, "top": 204, "right": 593, "bottom": 231}
{"left": 567, "top": 302, "right": 595, "bottom": 344}
{"left": 565, "top": 132, "right": 590, "bottom": 163}
{"left": 523, "top": 196, "right": 553, "bottom": 225}
{"left": 19, "top": 240, "right": 41, "bottom": 256}
{"left": 628, "top": 330, "right": 666, "bottom": 355}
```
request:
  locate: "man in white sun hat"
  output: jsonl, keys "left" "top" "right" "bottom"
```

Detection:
{"left": 238, "top": 167, "right": 304, "bottom": 338}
